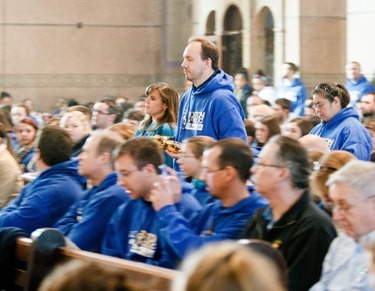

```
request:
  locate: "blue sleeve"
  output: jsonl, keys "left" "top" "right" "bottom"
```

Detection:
{"left": 53, "top": 203, "right": 80, "bottom": 235}
{"left": 293, "top": 86, "right": 308, "bottom": 116}
{"left": 157, "top": 205, "right": 246, "bottom": 259}
{"left": 67, "top": 195, "right": 128, "bottom": 252}
{"left": 101, "top": 205, "right": 124, "bottom": 257}
{"left": 0, "top": 185, "right": 74, "bottom": 234}
{"left": 216, "top": 107, "right": 247, "bottom": 142}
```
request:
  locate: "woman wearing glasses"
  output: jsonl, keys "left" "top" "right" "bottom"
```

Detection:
{"left": 309, "top": 82, "right": 372, "bottom": 160}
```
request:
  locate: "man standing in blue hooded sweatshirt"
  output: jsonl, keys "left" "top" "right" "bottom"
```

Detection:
{"left": 345, "top": 61, "right": 375, "bottom": 105}
{"left": 0, "top": 125, "right": 84, "bottom": 234}
{"left": 275, "top": 62, "right": 307, "bottom": 116}
{"left": 175, "top": 38, "right": 247, "bottom": 143}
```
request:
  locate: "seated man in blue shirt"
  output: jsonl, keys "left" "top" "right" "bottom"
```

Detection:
{"left": 101, "top": 137, "right": 201, "bottom": 269}
{"left": 0, "top": 125, "right": 83, "bottom": 234}
{"left": 150, "top": 138, "right": 268, "bottom": 259}
{"left": 310, "top": 160, "right": 375, "bottom": 291}
{"left": 54, "top": 130, "right": 130, "bottom": 252}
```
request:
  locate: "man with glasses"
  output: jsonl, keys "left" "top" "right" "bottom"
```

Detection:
{"left": 311, "top": 160, "right": 375, "bottom": 291}
{"left": 101, "top": 137, "right": 201, "bottom": 268}
{"left": 91, "top": 98, "right": 121, "bottom": 130}
{"left": 241, "top": 135, "right": 336, "bottom": 291}
{"left": 150, "top": 138, "right": 267, "bottom": 261}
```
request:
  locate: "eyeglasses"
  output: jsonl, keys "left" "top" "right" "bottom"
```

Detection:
{"left": 312, "top": 100, "right": 329, "bottom": 110}
{"left": 201, "top": 166, "right": 226, "bottom": 174}
{"left": 118, "top": 168, "right": 138, "bottom": 177}
{"left": 93, "top": 109, "right": 111, "bottom": 115}
{"left": 178, "top": 154, "right": 196, "bottom": 159}
{"left": 254, "top": 162, "right": 285, "bottom": 169}
{"left": 312, "top": 161, "right": 337, "bottom": 172}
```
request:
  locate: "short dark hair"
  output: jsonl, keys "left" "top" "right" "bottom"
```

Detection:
{"left": 114, "top": 137, "right": 164, "bottom": 171}
{"left": 312, "top": 82, "right": 350, "bottom": 109}
{"left": 98, "top": 98, "right": 122, "bottom": 123}
{"left": 269, "top": 135, "right": 310, "bottom": 189}
{"left": 208, "top": 138, "right": 253, "bottom": 183}
{"left": 0, "top": 92, "right": 11, "bottom": 100}
{"left": 188, "top": 38, "right": 219, "bottom": 70}
{"left": 275, "top": 98, "right": 292, "bottom": 111}
{"left": 284, "top": 62, "right": 298, "bottom": 72}
{"left": 37, "top": 125, "right": 73, "bottom": 166}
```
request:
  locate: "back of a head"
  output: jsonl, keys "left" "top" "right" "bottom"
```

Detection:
{"left": 268, "top": 135, "right": 310, "bottom": 189}
{"left": 310, "top": 150, "right": 356, "bottom": 200}
{"left": 115, "top": 137, "right": 164, "bottom": 170}
{"left": 174, "top": 241, "right": 284, "bottom": 291}
{"left": 37, "top": 125, "right": 73, "bottom": 167}
{"left": 275, "top": 98, "right": 292, "bottom": 111}
{"left": 298, "top": 134, "right": 329, "bottom": 154}
{"left": 38, "top": 260, "right": 144, "bottom": 291}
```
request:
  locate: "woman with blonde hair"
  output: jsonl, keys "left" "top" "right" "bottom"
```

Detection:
{"left": 310, "top": 150, "right": 356, "bottom": 214}
{"left": 60, "top": 111, "right": 92, "bottom": 157}
{"left": 177, "top": 136, "right": 216, "bottom": 206}
{"left": 173, "top": 241, "right": 284, "bottom": 291}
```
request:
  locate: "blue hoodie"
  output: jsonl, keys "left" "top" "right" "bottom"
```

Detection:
{"left": 101, "top": 193, "right": 201, "bottom": 269}
{"left": 345, "top": 75, "right": 375, "bottom": 104}
{"left": 275, "top": 77, "right": 308, "bottom": 116}
{"left": 309, "top": 107, "right": 372, "bottom": 160}
{"left": 0, "top": 159, "right": 83, "bottom": 234}
{"left": 175, "top": 70, "right": 247, "bottom": 142}
{"left": 53, "top": 172, "right": 130, "bottom": 253}
{"left": 156, "top": 188, "right": 268, "bottom": 259}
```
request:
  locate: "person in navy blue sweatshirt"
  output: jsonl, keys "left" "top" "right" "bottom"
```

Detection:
{"left": 150, "top": 138, "right": 268, "bottom": 260}
{"left": 309, "top": 82, "right": 372, "bottom": 161}
{"left": 175, "top": 38, "right": 247, "bottom": 144}
{"left": 54, "top": 130, "right": 130, "bottom": 253}
{"left": 0, "top": 125, "right": 84, "bottom": 234}
{"left": 101, "top": 137, "right": 201, "bottom": 269}
{"left": 275, "top": 62, "right": 308, "bottom": 117}
{"left": 345, "top": 61, "right": 375, "bottom": 105}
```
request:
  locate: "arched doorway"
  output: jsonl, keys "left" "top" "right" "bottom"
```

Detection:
{"left": 205, "top": 11, "right": 215, "bottom": 36}
{"left": 222, "top": 5, "right": 243, "bottom": 76}
{"left": 254, "top": 7, "right": 275, "bottom": 85}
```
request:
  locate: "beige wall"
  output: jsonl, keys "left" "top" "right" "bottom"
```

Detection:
{"left": 0, "top": 0, "right": 191, "bottom": 112}
{"left": 190, "top": 0, "right": 374, "bottom": 92}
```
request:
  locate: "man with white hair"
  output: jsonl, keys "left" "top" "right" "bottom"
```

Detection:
{"left": 310, "top": 160, "right": 375, "bottom": 290}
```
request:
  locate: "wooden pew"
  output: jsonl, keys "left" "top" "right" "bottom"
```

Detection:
{"left": 13, "top": 228, "right": 179, "bottom": 291}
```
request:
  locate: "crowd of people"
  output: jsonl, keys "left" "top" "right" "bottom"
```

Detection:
{"left": 0, "top": 38, "right": 375, "bottom": 291}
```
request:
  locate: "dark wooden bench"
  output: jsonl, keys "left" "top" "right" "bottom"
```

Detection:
{"left": 12, "top": 228, "right": 179, "bottom": 291}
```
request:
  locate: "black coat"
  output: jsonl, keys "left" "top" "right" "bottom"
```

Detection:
{"left": 241, "top": 192, "right": 337, "bottom": 291}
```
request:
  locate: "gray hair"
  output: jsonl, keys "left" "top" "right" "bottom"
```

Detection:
{"left": 327, "top": 160, "right": 375, "bottom": 199}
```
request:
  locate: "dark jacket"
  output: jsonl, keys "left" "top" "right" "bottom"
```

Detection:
{"left": 241, "top": 191, "right": 336, "bottom": 291}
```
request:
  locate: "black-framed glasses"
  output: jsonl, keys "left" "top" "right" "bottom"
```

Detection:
{"left": 255, "top": 162, "right": 285, "bottom": 169}
{"left": 312, "top": 100, "right": 330, "bottom": 110}
{"left": 201, "top": 166, "right": 226, "bottom": 174}
{"left": 93, "top": 109, "right": 111, "bottom": 115}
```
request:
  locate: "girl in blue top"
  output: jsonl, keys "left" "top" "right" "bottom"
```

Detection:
{"left": 136, "top": 82, "right": 180, "bottom": 167}
{"left": 177, "top": 136, "right": 216, "bottom": 206}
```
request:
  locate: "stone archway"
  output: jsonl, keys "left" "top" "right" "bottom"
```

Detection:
{"left": 253, "top": 7, "right": 275, "bottom": 85}
{"left": 205, "top": 11, "right": 215, "bottom": 36}
{"left": 222, "top": 5, "right": 243, "bottom": 76}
